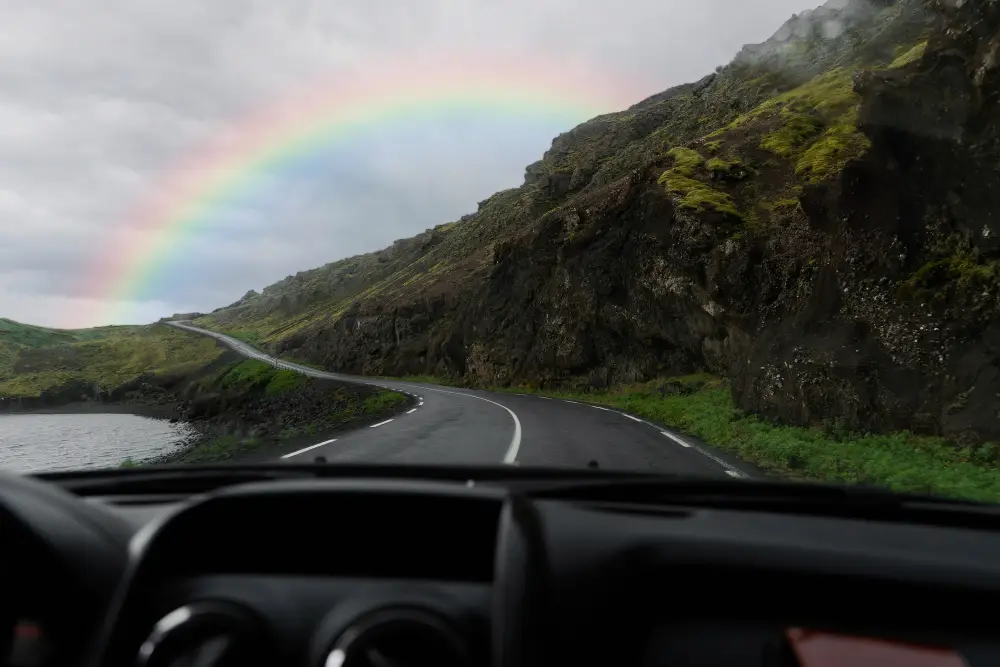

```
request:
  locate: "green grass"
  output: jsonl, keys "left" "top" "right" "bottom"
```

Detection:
{"left": 0, "top": 324, "right": 223, "bottom": 397}
{"left": 501, "top": 376, "right": 1000, "bottom": 503}
{"left": 218, "top": 359, "right": 306, "bottom": 396}
{"left": 171, "top": 434, "right": 267, "bottom": 464}
{"left": 363, "top": 391, "right": 409, "bottom": 413}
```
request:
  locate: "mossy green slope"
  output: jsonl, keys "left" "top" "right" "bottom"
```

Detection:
{"left": 0, "top": 323, "right": 222, "bottom": 398}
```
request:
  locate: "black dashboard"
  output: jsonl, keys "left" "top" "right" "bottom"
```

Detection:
{"left": 3, "top": 465, "right": 1000, "bottom": 667}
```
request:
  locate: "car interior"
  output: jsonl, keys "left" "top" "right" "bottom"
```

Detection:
{"left": 3, "top": 464, "right": 999, "bottom": 667}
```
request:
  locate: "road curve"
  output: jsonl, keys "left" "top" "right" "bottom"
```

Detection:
{"left": 167, "top": 322, "right": 754, "bottom": 478}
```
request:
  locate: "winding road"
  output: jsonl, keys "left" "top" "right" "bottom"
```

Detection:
{"left": 167, "top": 322, "right": 754, "bottom": 478}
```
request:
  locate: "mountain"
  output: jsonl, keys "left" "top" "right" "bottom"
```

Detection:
{"left": 196, "top": 0, "right": 1000, "bottom": 444}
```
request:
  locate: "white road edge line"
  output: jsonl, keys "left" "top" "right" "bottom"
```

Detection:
{"left": 406, "top": 408, "right": 417, "bottom": 414}
{"left": 590, "top": 405, "right": 611, "bottom": 411}
{"left": 688, "top": 443, "right": 747, "bottom": 478}
{"left": 659, "top": 428, "right": 747, "bottom": 478}
{"left": 282, "top": 439, "right": 337, "bottom": 459}
{"left": 409, "top": 385, "right": 522, "bottom": 464}
{"left": 661, "top": 431, "right": 692, "bottom": 448}
{"left": 369, "top": 419, "right": 395, "bottom": 429}
{"left": 622, "top": 413, "right": 644, "bottom": 423}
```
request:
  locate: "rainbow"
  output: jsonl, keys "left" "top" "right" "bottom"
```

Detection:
{"left": 78, "top": 55, "right": 650, "bottom": 326}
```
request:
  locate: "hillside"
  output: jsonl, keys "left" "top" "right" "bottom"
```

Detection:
{"left": 195, "top": 0, "right": 1000, "bottom": 446}
{"left": 0, "top": 321, "right": 222, "bottom": 403}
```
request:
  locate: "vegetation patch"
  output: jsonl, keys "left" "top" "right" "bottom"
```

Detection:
{"left": 752, "top": 69, "right": 870, "bottom": 183}
{"left": 363, "top": 391, "right": 409, "bottom": 413}
{"left": 658, "top": 147, "right": 740, "bottom": 217}
{"left": 218, "top": 359, "right": 306, "bottom": 396}
{"left": 889, "top": 41, "right": 927, "bottom": 68}
{"left": 166, "top": 433, "right": 267, "bottom": 464}
{"left": 898, "top": 250, "right": 1000, "bottom": 302}
{"left": 503, "top": 376, "right": 1000, "bottom": 503}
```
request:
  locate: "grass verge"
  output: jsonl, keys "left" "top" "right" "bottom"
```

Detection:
{"left": 500, "top": 375, "right": 1000, "bottom": 503}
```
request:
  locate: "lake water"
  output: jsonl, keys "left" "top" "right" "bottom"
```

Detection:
{"left": 0, "top": 413, "right": 194, "bottom": 473}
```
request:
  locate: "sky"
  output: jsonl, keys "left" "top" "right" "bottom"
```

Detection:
{"left": 0, "top": 0, "right": 811, "bottom": 328}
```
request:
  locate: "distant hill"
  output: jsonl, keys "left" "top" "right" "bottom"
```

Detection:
{"left": 193, "top": 0, "right": 1000, "bottom": 443}
{"left": 0, "top": 320, "right": 221, "bottom": 400}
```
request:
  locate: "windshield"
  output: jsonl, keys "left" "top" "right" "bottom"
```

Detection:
{"left": 0, "top": 0, "right": 996, "bottom": 501}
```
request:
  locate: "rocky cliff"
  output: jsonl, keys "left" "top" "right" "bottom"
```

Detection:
{"left": 197, "top": 0, "right": 1000, "bottom": 443}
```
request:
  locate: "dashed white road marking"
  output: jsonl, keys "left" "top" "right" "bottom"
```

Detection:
{"left": 282, "top": 439, "right": 337, "bottom": 459}
{"left": 536, "top": 396, "right": 552, "bottom": 400}
{"left": 661, "top": 431, "right": 692, "bottom": 447}
{"left": 590, "top": 405, "right": 611, "bottom": 411}
{"left": 369, "top": 419, "right": 395, "bottom": 429}
{"left": 622, "top": 413, "right": 644, "bottom": 423}
{"left": 406, "top": 408, "right": 417, "bottom": 414}
{"left": 726, "top": 470, "right": 744, "bottom": 478}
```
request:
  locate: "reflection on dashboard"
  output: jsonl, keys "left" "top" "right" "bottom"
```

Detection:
{"left": 645, "top": 621, "right": 978, "bottom": 667}
{"left": 778, "top": 629, "right": 967, "bottom": 667}
{"left": 7, "top": 619, "right": 52, "bottom": 667}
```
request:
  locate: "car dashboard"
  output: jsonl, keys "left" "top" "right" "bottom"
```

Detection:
{"left": 3, "top": 466, "right": 1000, "bottom": 667}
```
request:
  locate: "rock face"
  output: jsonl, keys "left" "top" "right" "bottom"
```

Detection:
{"left": 199, "top": 0, "right": 1000, "bottom": 443}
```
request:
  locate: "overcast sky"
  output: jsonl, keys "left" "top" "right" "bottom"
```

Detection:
{"left": 0, "top": 0, "right": 811, "bottom": 328}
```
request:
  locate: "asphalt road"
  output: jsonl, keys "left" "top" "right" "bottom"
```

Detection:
{"left": 167, "top": 322, "right": 754, "bottom": 478}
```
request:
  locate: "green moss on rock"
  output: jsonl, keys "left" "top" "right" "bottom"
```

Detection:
{"left": 658, "top": 147, "right": 740, "bottom": 217}
{"left": 795, "top": 119, "right": 871, "bottom": 183}
{"left": 899, "top": 251, "right": 1000, "bottom": 301}
{"left": 665, "top": 147, "right": 705, "bottom": 174}
{"left": 889, "top": 41, "right": 927, "bottom": 69}
{"left": 754, "top": 69, "right": 868, "bottom": 183}
{"left": 760, "top": 108, "right": 824, "bottom": 156}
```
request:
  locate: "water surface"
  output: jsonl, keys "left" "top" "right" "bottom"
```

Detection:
{"left": 0, "top": 413, "right": 193, "bottom": 473}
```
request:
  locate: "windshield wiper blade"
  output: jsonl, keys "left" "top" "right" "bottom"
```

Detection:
{"left": 38, "top": 467, "right": 318, "bottom": 496}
